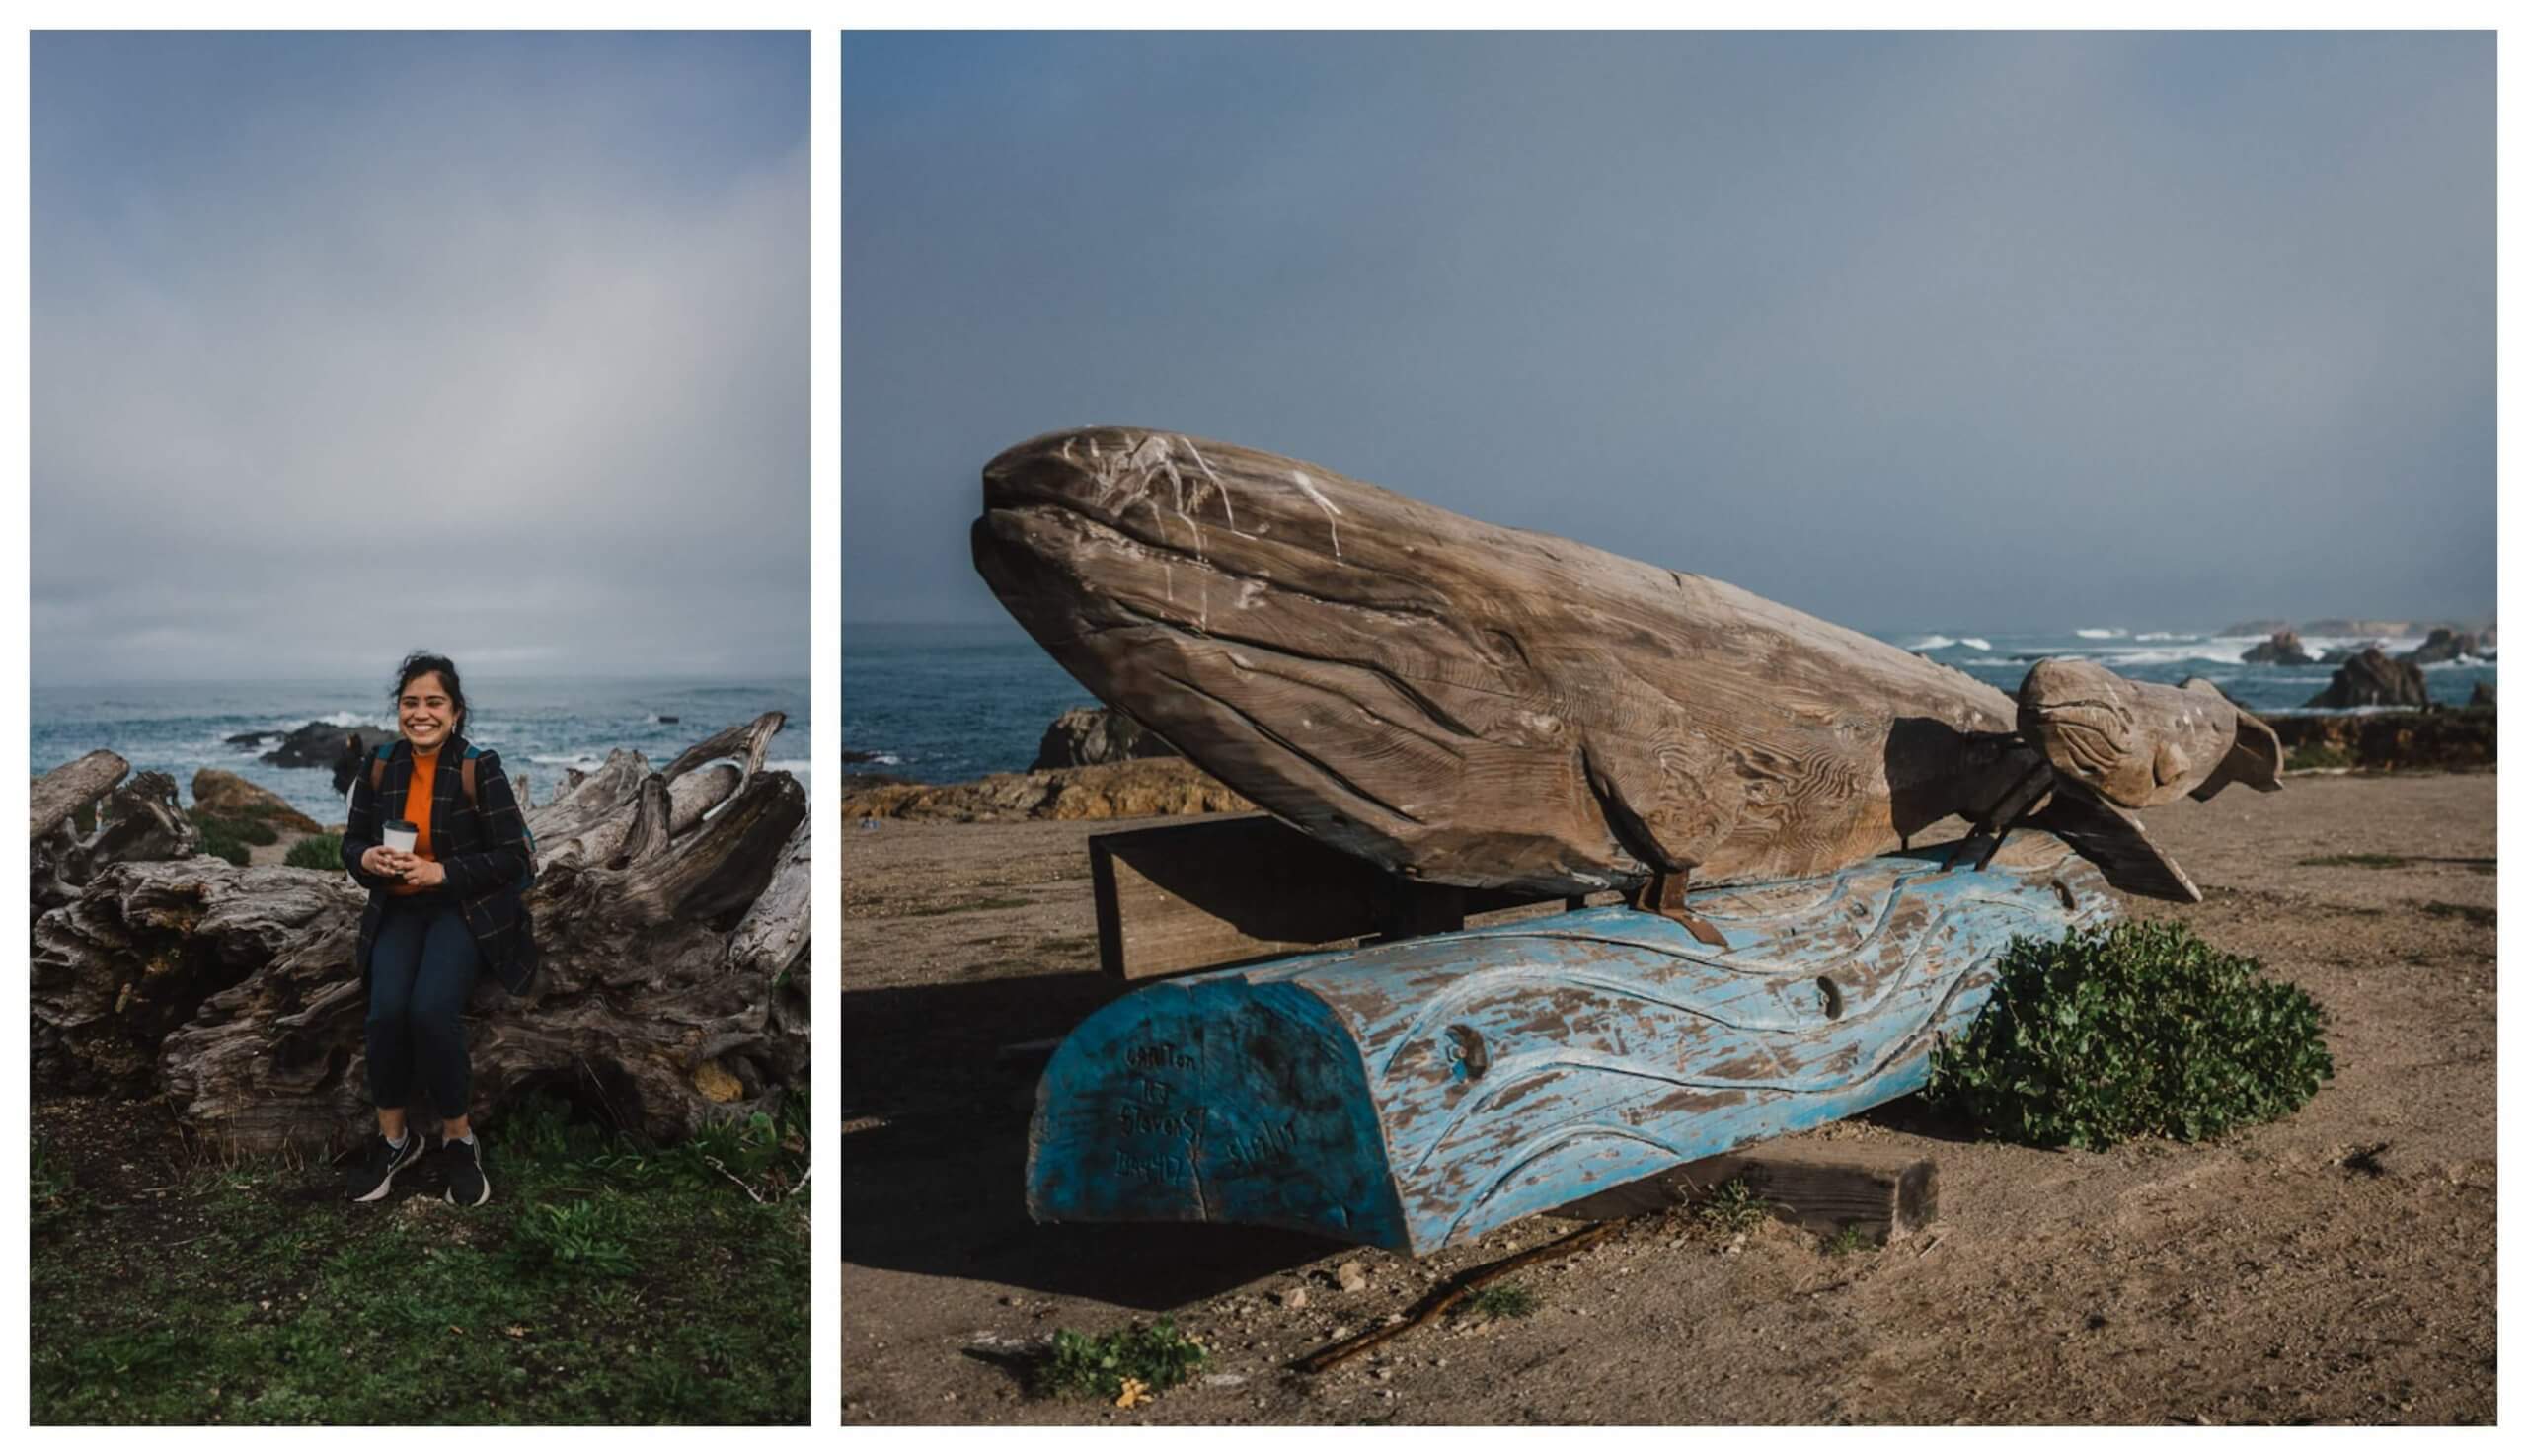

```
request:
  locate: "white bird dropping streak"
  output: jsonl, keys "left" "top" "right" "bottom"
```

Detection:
{"left": 1291, "top": 469, "right": 1343, "bottom": 559}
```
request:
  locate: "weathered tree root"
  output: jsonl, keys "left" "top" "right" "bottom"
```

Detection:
{"left": 29, "top": 714, "right": 809, "bottom": 1154}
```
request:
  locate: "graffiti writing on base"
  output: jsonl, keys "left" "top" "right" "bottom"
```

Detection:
{"left": 1125, "top": 1042, "right": 1197, "bottom": 1073}
{"left": 1114, "top": 1148, "right": 1193, "bottom": 1185}
{"left": 1214, "top": 1118, "right": 1301, "bottom": 1177}
{"left": 1118, "top": 1103, "right": 1205, "bottom": 1139}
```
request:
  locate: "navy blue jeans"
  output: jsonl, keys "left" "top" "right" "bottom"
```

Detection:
{"left": 365, "top": 896, "right": 481, "bottom": 1118}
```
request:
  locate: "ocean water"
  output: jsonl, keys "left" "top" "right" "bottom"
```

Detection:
{"left": 842, "top": 621, "right": 2495, "bottom": 785}
{"left": 32, "top": 676, "right": 812, "bottom": 823}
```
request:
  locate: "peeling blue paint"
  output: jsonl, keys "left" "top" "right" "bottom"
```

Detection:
{"left": 1028, "top": 846, "right": 2114, "bottom": 1255}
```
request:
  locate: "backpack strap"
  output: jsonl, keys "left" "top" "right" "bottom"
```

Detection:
{"left": 367, "top": 742, "right": 396, "bottom": 796}
{"left": 460, "top": 746, "right": 480, "bottom": 806}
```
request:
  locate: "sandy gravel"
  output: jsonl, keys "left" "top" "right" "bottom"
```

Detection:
{"left": 841, "top": 772, "right": 2494, "bottom": 1425}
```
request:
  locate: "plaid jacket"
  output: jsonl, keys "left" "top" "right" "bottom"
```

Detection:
{"left": 341, "top": 733, "right": 540, "bottom": 994}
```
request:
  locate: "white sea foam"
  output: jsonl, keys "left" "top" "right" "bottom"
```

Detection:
{"left": 2075, "top": 628, "right": 2126, "bottom": 640}
{"left": 1958, "top": 637, "right": 1992, "bottom": 651}
{"left": 316, "top": 710, "right": 389, "bottom": 729}
{"left": 1905, "top": 635, "right": 1957, "bottom": 651}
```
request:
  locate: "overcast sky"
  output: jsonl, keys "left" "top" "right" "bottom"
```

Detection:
{"left": 841, "top": 32, "right": 2492, "bottom": 635}
{"left": 34, "top": 32, "right": 807, "bottom": 683}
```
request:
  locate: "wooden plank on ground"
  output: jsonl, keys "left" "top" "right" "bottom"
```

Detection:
{"left": 1088, "top": 814, "right": 1542, "bottom": 980}
{"left": 1552, "top": 1143, "right": 1939, "bottom": 1245}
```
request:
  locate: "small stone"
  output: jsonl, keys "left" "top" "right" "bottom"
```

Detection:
{"left": 1330, "top": 1326, "right": 1351, "bottom": 1341}
{"left": 1279, "top": 1287, "right": 1309, "bottom": 1310}
{"left": 1337, "top": 1260, "right": 1367, "bottom": 1293}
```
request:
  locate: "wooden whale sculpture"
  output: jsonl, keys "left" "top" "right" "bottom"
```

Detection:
{"left": 972, "top": 427, "right": 2280, "bottom": 921}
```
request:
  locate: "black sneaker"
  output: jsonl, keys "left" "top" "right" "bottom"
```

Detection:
{"left": 345, "top": 1133, "right": 422, "bottom": 1202}
{"left": 437, "top": 1134, "right": 490, "bottom": 1207}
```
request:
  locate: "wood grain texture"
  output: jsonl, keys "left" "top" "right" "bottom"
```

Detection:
{"left": 973, "top": 427, "right": 2246, "bottom": 904}
{"left": 31, "top": 750, "right": 131, "bottom": 841}
{"left": 1091, "top": 814, "right": 1542, "bottom": 981}
{"left": 29, "top": 719, "right": 807, "bottom": 1153}
{"left": 1553, "top": 1146, "right": 1938, "bottom": 1244}
{"left": 1028, "top": 835, "right": 2112, "bottom": 1254}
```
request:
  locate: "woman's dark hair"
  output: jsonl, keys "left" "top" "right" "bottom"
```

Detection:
{"left": 391, "top": 651, "right": 468, "bottom": 736}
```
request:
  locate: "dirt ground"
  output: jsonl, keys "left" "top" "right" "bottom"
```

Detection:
{"left": 841, "top": 772, "right": 2495, "bottom": 1425}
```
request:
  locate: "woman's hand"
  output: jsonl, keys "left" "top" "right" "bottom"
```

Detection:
{"left": 360, "top": 846, "right": 405, "bottom": 878}
{"left": 400, "top": 859, "right": 448, "bottom": 888}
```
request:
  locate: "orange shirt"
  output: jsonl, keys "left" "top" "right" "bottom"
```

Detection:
{"left": 388, "top": 748, "right": 440, "bottom": 896}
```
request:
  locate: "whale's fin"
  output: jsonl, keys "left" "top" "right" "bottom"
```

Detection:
{"left": 2029, "top": 786, "right": 2202, "bottom": 903}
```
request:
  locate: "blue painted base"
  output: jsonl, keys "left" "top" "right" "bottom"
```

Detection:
{"left": 1028, "top": 843, "right": 2115, "bottom": 1255}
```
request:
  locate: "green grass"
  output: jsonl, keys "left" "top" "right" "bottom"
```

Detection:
{"left": 1032, "top": 1320, "right": 1208, "bottom": 1402}
{"left": 30, "top": 1094, "right": 808, "bottom": 1424}
{"left": 283, "top": 834, "right": 344, "bottom": 871}
{"left": 1820, "top": 1225, "right": 1871, "bottom": 1258}
{"left": 189, "top": 805, "right": 291, "bottom": 866}
{"left": 1926, "top": 921, "right": 2333, "bottom": 1151}
{"left": 2283, "top": 743, "right": 2354, "bottom": 772}
{"left": 1462, "top": 1284, "right": 1540, "bottom": 1320}
{"left": 2299, "top": 853, "right": 2410, "bottom": 869}
{"left": 1690, "top": 1177, "right": 1773, "bottom": 1234}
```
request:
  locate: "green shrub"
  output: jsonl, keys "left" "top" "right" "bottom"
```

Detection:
{"left": 1926, "top": 920, "right": 2333, "bottom": 1150}
{"left": 1463, "top": 1284, "right": 1540, "bottom": 1320}
{"left": 1034, "top": 1319, "right": 1207, "bottom": 1401}
{"left": 191, "top": 819, "right": 251, "bottom": 867}
{"left": 2284, "top": 742, "right": 2353, "bottom": 772}
{"left": 1690, "top": 1177, "right": 1772, "bottom": 1234}
{"left": 284, "top": 833, "right": 344, "bottom": 871}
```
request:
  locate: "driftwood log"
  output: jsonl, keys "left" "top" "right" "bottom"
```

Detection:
{"left": 974, "top": 427, "right": 2278, "bottom": 907}
{"left": 29, "top": 714, "right": 808, "bottom": 1153}
{"left": 31, "top": 753, "right": 200, "bottom": 916}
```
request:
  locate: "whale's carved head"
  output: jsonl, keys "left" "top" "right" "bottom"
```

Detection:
{"left": 2017, "top": 658, "right": 2281, "bottom": 808}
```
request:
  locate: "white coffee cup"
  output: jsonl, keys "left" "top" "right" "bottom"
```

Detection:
{"left": 382, "top": 820, "right": 419, "bottom": 855}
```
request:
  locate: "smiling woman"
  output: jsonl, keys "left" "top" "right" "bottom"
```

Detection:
{"left": 338, "top": 651, "right": 540, "bottom": 1209}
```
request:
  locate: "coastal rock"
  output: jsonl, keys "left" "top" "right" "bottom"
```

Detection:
{"left": 257, "top": 721, "right": 376, "bottom": 769}
{"left": 2303, "top": 649, "right": 2430, "bottom": 710}
{"left": 2403, "top": 628, "right": 2482, "bottom": 665}
{"left": 843, "top": 758, "right": 1251, "bottom": 823}
{"left": 191, "top": 769, "right": 324, "bottom": 833}
{"left": 2469, "top": 681, "right": 2495, "bottom": 709}
{"left": 1030, "top": 707, "right": 1180, "bottom": 771}
{"left": 2242, "top": 630, "right": 2314, "bottom": 666}
{"left": 2221, "top": 619, "right": 2294, "bottom": 638}
{"left": 2267, "top": 710, "right": 2492, "bottom": 772}
{"left": 2318, "top": 640, "right": 2383, "bottom": 665}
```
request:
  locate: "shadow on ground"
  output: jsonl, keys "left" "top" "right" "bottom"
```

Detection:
{"left": 842, "top": 968, "right": 1347, "bottom": 1310}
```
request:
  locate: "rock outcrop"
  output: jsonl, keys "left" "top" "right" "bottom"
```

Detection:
{"left": 2304, "top": 649, "right": 2430, "bottom": 710}
{"left": 191, "top": 769, "right": 324, "bottom": 833}
{"left": 1029, "top": 707, "right": 1180, "bottom": 771}
{"left": 2242, "top": 629, "right": 2314, "bottom": 666}
{"left": 2267, "top": 709, "right": 2493, "bottom": 773}
{"left": 845, "top": 757, "right": 1250, "bottom": 823}
{"left": 227, "top": 721, "right": 376, "bottom": 770}
{"left": 2403, "top": 628, "right": 2483, "bottom": 665}
{"left": 2469, "top": 681, "right": 2495, "bottom": 709}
